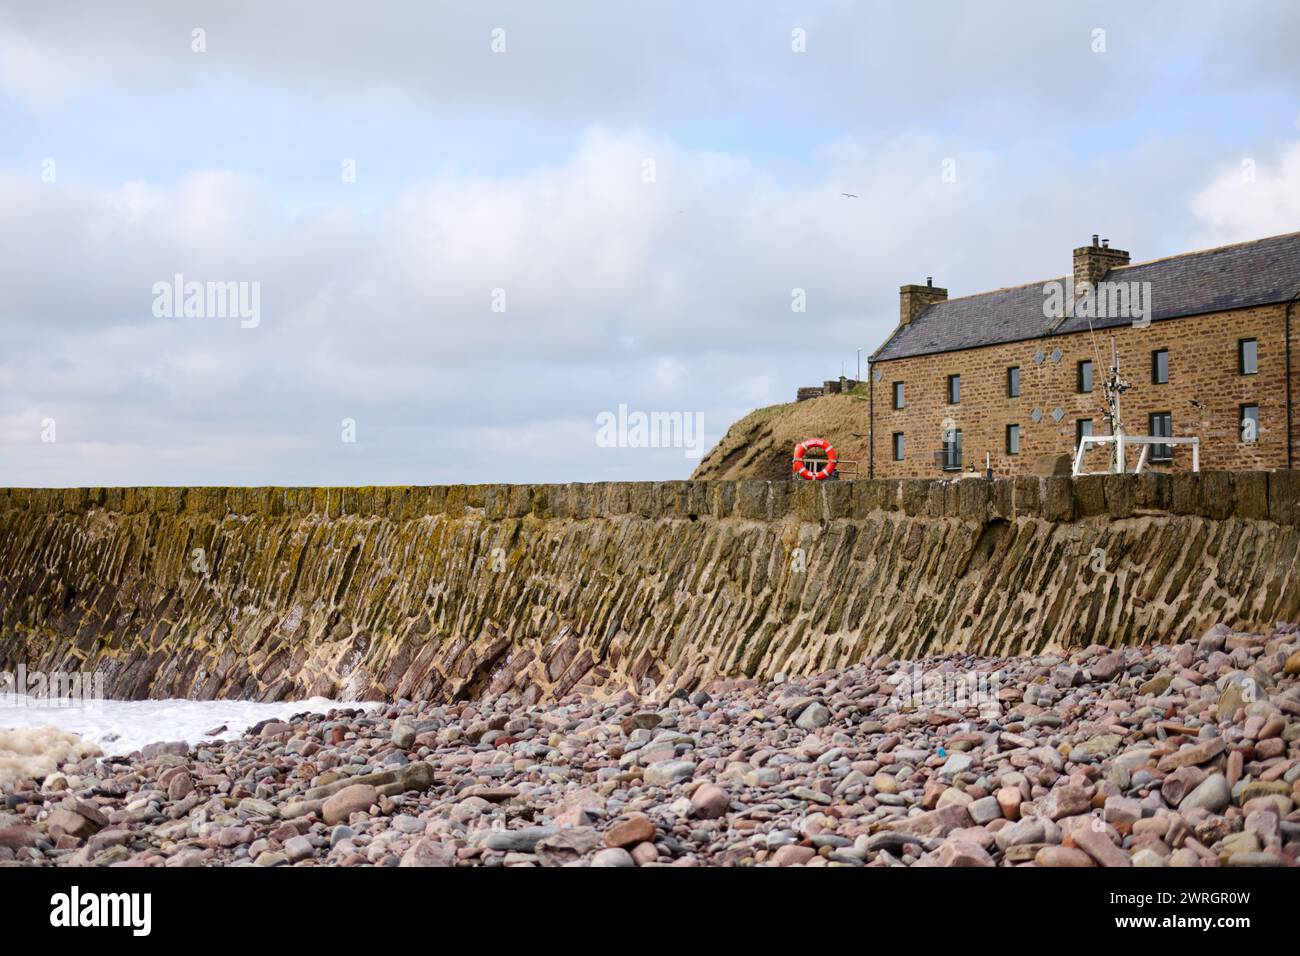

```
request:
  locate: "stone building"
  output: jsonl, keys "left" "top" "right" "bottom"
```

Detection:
{"left": 867, "top": 231, "right": 1300, "bottom": 478}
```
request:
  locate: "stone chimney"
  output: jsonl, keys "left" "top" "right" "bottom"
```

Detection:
{"left": 1073, "top": 235, "right": 1130, "bottom": 294}
{"left": 899, "top": 277, "right": 947, "bottom": 325}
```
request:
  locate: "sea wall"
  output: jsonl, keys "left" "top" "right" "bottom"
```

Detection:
{"left": 2, "top": 472, "right": 1299, "bottom": 703}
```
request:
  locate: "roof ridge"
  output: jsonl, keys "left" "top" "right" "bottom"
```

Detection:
{"left": 929, "top": 230, "right": 1300, "bottom": 303}
{"left": 1107, "top": 229, "right": 1300, "bottom": 273}
{"left": 931, "top": 275, "right": 1068, "bottom": 306}
{"left": 873, "top": 229, "right": 1300, "bottom": 364}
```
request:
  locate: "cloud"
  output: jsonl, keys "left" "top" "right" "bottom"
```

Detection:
{"left": 1189, "top": 141, "right": 1300, "bottom": 245}
{"left": 0, "top": 124, "right": 1233, "bottom": 486}
{"left": 2, "top": 2, "right": 1298, "bottom": 486}
{"left": 3, "top": 1, "right": 1299, "bottom": 129}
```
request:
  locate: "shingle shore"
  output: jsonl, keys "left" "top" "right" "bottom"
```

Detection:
{"left": 2, "top": 622, "right": 1298, "bottom": 867}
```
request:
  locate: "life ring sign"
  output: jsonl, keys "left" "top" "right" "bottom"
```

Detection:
{"left": 793, "top": 438, "right": 837, "bottom": 480}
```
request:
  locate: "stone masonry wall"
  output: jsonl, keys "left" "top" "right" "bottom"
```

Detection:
{"left": 870, "top": 303, "right": 1293, "bottom": 478}
{"left": 2, "top": 473, "right": 1299, "bottom": 704}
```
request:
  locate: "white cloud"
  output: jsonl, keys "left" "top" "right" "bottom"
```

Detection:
{"left": 0, "top": 126, "right": 1243, "bottom": 485}
{"left": 0, "top": 29, "right": 82, "bottom": 109}
{"left": 1189, "top": 142, "right": 1300, "bottom": 245}
{"left": 4, "top": 2, "right": 1299, "bottom": 126}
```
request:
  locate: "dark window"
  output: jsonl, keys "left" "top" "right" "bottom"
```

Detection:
{"left": 1007, "top": 366, "right": 1020, "bottom": 398}
{"left": 892, "top": 432, "right": 905, "bottom": 461}
{"left": 1006, "top": 423, "right": 1020, "bottom": 455}
{"left": 1239, "top": 338, "right": 1258, "bottom": 375}
{"left": 1240, "top": 404, "right": 1259, "bottom": 443}
{"left": 946, "top": 374, "right": 960, "bottom": 404}
{"left": 1076, "top": 419, "right": 1093, "bottom": 449}
{"left": 1149, "top": 411, "right": 1172, "bottom": 461}
{"left": 1152, "top": 349, "right": 1169, "bottom": 385}
{"left": 942, "top": 428, "right": 963, "bottom": 470}
{"left": 1077, "top": 359, "right": 1093, "bottom": 393}
{"left": 892, "top": 382, "right": 905, "bottom": 409}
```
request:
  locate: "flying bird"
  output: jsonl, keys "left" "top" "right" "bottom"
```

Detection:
{"left": 841, "top": 192, "right": 858, "bottom": 198}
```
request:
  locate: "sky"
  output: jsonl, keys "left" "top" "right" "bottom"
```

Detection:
{"left": 2, "top": 0, "right": 1299, "bottom": 486}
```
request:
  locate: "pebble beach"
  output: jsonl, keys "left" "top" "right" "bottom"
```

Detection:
{"left": 2, "top": 622, "right": 1298, "bottom": 868}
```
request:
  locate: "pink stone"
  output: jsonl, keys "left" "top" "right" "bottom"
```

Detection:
{"left": 631, "top": 841, "right": 659, "bottom": 865}
{"left": 604, "top": 813, "right": 656, "bottom": 848}
{"left": 772, "top": 844, "right": 817, "bottom": 866}
{"left": 914, "top": 840, "right": 995, "bottom": 867}
{"left": 690, "top": 783, "right": 731, "bottom": 820}
{"left": 321, "top": 784, "right": 378, "bottom": 825}
{"left": 1043, "top": 784, "right": 1091, "bottom": 821}
{"left": 1035, "top": 845, "right": 1096, "bottom": 867}
{"left": 1071, "top": 826, "right": 1131, "bottom": 867}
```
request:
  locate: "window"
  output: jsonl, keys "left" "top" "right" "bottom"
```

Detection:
{"left": 1239, "top": 338, "right": 1258, "bottom": 375}
{"left": 946, "top": 374, "right": 960, "bottom": 404}
{"left": 1149, "top": 411, "right": 1172, "bottom": 461}
{"left": 892, "top": 432, "right": 905, "bottom": 461}
{"left": 1006, "top": 423, "right": 1020, "bottom": 455}
{"left": 942, "top": 428, "right": 963, "bottom": 470}
{"left": 1152, "top": 349, "right": 1169, "bottom": 385}
{"left": 1241, "top": 404, "right": 1259, "bottom": 443}
{"left": 892, "top": 381, "right": 905, "bottom": 409}
{"left": 1077, "top": 359, "right": 1093, "bottom": 393}
{"left": 1007, "top": 366, "right": 1020, "bottom": 398}
{"left": 1076, "top": 419, "right": 1093, "bottom": 450}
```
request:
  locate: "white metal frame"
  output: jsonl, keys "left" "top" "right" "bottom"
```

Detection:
{"left": 1072, "top": 433, "right": 1199, "bottom": 477}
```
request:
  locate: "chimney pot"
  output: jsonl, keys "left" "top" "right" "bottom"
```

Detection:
{"left": 1092, "top": 234, "right": 1099, "bottom": 247}
{"left": 1073, "top": 237, "right": 1131, "bottom": 295}
{"left": 898, "top": 280, "right": 948, "bottom": 326}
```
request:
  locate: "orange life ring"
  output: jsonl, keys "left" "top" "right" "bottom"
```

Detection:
{"left": 793, "top": 438, "right": 837, "bottom": 480}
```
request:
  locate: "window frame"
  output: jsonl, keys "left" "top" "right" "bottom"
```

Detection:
{"left": 1075, "top": 418, "right": 1093, "bottom": 450}
{"left": 1240, "top": 403, "right": 1259, "bottom": 444}
{"left": 892, "top": 431, "right": 905, "bottom": 461}
{"left": 1149, "top": 411, "right": 1172, "bottom": 461}
{"left": 946, "top": 374, "right": 960, "bottom": 405}
{"left": 1006, "top": 423, "right": 1020, "bottom": 456}
{"left": 1152, "top": 349, "right": 1169, "bottom": 385}
{"left": 1006, "top": 366, "right": 1020, "bottom": 398}
{"left": 1077, "top": 359, "right": 1093, "bottom": 393}
{"left": 942, "top": 428, "right": 963, "bottom": 471}
{"left": 1239, "top": 338, "right": 1258, "bottom": 376}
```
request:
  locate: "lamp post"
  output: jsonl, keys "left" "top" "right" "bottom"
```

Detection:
{"left": 856, "top": 348, "right": 862, "bottom": 382}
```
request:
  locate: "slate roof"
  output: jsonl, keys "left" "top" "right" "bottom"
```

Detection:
{"left": 872, "top": 231, "right": 1300, "bottom": 362}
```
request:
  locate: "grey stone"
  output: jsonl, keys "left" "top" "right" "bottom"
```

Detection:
{"left": 795, "top": 703, "right": 831, "bottom": 730}
{"left": 643, "top": 760, "right": 695, "bottom": 787}
{"left": 1178, "top": 774, "right": 1231, "bottom": 814}
{"left": 939, "top": 753, "right": 974, "bottom": 780}
{"left": 484, "top": 826, "right": 556, "bottom": 852}
{"left": 590, "top": 847, "right": 636, "bottom": 867}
